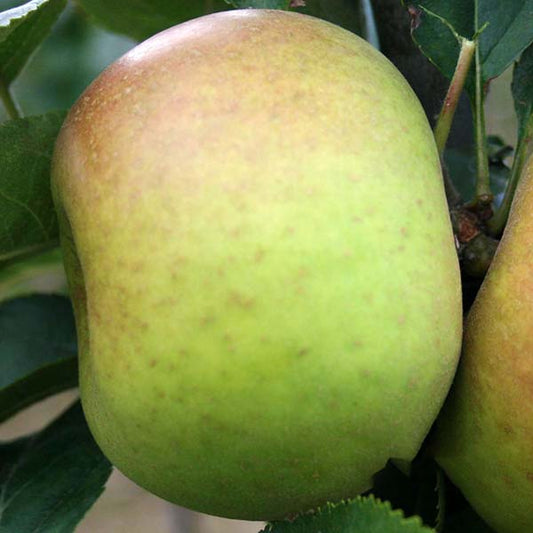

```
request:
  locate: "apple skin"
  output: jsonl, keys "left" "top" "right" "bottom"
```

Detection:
{"left": 52, "top": 9, "right": 462, "bottom": 520}
{"left": 432, "top": 154, "right": 533, "bottom": 533}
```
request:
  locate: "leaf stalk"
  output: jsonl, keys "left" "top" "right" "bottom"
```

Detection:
{"left": 0, "top": 78, "right": 21, "bottom": 120}
{"left": 488, "top": 114, "right": 533, "bottom": 236}
{"left": 434, "top": 39, "right": 475, "bottom": 157}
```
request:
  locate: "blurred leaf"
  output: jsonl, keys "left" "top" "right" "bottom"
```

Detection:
{"left": 407, "top": 0, "right": 533, "bottom": 98}
{"left": 296, "top": 0, "right": 364, "bottom": 36}
{"left": 5, "top": 5, "right": 135, "bottom": 121}
{"left": 0, "top": 0, "right": 67, "bottom": 86}
{"left": 76, "top": 0, "right": 230, "bottom": 41}
{"left": 486, "top": 135, "right": 513, "bottom": 164}
{"left": 262, "top": 497, "right": 434, "bottom": 532}
{"left": 444, "top": 145, "right": 510, "bottom": 205}
{"left": 225, "top": 0, "right": 290, "bottom": 7}
{"left": 0, "top": 294, "right": 77, "bottom": 423}
{"left": 512, "top": 42, "right": 533, "bottom": 140}
{"left": 0, "top": 111, "right": 65, "bottom": 263}
{"left": 0, "top": 247, "right": 66, "bottom": 302}
{"left": 0, "top": 401, "right": 112, "bottom": 533}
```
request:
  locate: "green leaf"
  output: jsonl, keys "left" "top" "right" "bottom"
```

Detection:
{"left": 0, "top": 294, "right": 77, "bottom": 423}
{"left": 512, "top": 42, "right": 533, "bottom": 141}
{"left": 0, "top": 0, "right": 67, "bottom": 86}
{"left": 0, "top": 401, "right": 112, "bottom": 533}
{"left": 76, "top": 0, "right": 230, "bottom": 41}
{"left": 224, "top": 0, "right": 290, "bottom": 7}
{"left": 408, "top": 0, "right": 533, "bottom": 97}
{"left": 262, "top": 497, "right": 435, "bottom": 533}
{"left": 444, "top": 143, "right": 510, "bottom": 205}
{"left": 0, "top": 111, "right": 65, "bottom": 263}
{"left": 0, "top": 247, "right": 67, "bottom": 302}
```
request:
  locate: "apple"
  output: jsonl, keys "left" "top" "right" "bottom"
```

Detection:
{"left": 432, "top": 154, "right": 533, "bottom": 533}
{"left": 52, "top": 9, "right": 462, "bottom": 520}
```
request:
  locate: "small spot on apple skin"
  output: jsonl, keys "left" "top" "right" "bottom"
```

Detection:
{"left": 363, "top": 292, "right": 374, "bottom": 303}
{"left": 239, "top": 460, "right": 252, "bottom": 472}
{"left": 201, "top": 314, "right": 216, "bottom": 326}
{"left": 297, "top": 347, "right": 309, "bottom": 357}
{"left": 230, "top": 226, "right": 243, "bottom": 239}
{"left": 228, "top": 291, "right": 255, "bottom": 309}
{"left": 130, "top": 260, "right": 145, "bottom": 273}
{"left": 502, "top": 424, "right": 514, "bottom": 435}
{"left": 502, "top": 474, "right": 514, "bottom": 488}
{"left": 149, "top": 359, "right": 158, "bottom": 367}
{"left": 407, "top": 375, "right": 418, "bottom": 390}
{"left": 397, "top": 315, "right": 406, "bottom": 325}
{"left": 254, "top": 248, "right": 266, "bottom": 263}
{"left": 296, "top": 267, "right": 309, "bottom": 279}
{"left": 526, "top": 472, "right": 533, "bottom": 483}
{"left": 400, "top": 227, "right": 408, "bottom": 237}
{"left": 294, "top": 286, "right": 306, "bottom": 296}
{"left": 284, "top": 226, "right": 295, "bottom": 236}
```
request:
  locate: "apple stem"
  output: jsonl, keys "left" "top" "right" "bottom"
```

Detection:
{"left": 488, "top": 114, "right": 533, "bottom": 236}
{"left": 434, "top": 38, "right": 475, "bottom": 158}
{"left": 0, "top": 78, "right": 21, "bottom": 120}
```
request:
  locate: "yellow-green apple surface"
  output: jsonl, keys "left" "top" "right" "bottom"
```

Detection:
{"left": 432, "top": 154, "right": 533, "bottom": 533}
{"left": 52, "top": 9, "right": 462, "bottom": 521}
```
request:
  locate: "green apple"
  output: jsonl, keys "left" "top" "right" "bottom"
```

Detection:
{"left": 432, "top": 154, "right": 533, "bottom": 533}
{"left": 52, "top": 9, "right": 462, "bottom": 521}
